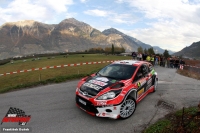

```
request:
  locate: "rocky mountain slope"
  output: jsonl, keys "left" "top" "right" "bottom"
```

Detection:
{"left": 0, "top": 18, "right": 171, "bottom": 59}
{"left": 174, "top": 41, "right": 200, "bottom": 58}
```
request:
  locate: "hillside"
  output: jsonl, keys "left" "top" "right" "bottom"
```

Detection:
{"left": 174, "top": 41, "right": 200, "bottom": 59}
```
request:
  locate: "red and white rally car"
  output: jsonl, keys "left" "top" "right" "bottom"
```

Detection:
{"left": 75, "top": 60, "right": 158, "bottom": 119}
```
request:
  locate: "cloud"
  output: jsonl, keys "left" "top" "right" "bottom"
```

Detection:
{"left": 115, "top": 0, "right": 200, "bottom": 51}
{"left": 126, "top": 19, "right": 200, "bottom": 51}
{"left": 35, "top": 0, "right": 73, "bottom": 13}
{"left": 0, "top": 0, "right": 74, "bottom": 25}
{"left": 110, "top": 13, "right": 138, "bottom": 24}
{"left": 84, "top": 9, "right": 109, "bottom": 17}
{"left": 84, "top": 9, "right": 138, "bottom": 24}
{"left": 80, "top": 0, "right": 88, "bottom": 3}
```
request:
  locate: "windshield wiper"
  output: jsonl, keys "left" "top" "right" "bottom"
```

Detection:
{"left": 103, "top": 76, "right": 119, "bottom": 80}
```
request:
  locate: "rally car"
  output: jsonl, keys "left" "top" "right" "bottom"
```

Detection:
{"left": 75, "top": 60, "right": 158, "bottom": 119}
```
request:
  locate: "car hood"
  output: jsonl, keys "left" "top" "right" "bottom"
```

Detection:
{"left": 80, "top": 75, "right": 120, "bottom": 96}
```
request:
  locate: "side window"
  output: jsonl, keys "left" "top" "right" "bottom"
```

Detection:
{"left": 133, "top": 67, "right": 143, "bottom": 82}
{"left": 141, "top": 65, "right": 148, "bottom": 75}
{"left": 149, "top": 64, "right": 153, "bottom": 72}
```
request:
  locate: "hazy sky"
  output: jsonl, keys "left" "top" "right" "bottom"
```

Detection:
{"left": 0, "top": 0, "right": 200, "bottom": 52}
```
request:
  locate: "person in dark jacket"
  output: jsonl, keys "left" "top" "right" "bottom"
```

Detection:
{"left": 132, "top": 52, "right": 137, "bottom": 60}
{"left": 175, "top": 58, "right": 180, "bottom": 69}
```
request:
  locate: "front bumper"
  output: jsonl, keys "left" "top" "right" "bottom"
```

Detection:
{"left": 76, "top": 95, "right": 121, "bottom": 119}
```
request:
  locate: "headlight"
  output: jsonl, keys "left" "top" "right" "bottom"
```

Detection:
{"left": 76, "top": 88, "right": 79, "bottom": 92}
{"left": 96, "top": 89, "right": 122, "bottom": 100}
{"left": 97, "top": 92, "right": 116, "bottom": 100}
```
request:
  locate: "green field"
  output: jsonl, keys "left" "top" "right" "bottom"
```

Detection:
{"left": 0, "top": 54, "right": 131, "bottom": 93}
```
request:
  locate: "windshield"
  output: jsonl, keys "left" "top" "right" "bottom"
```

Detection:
{"left": 97, "top": 64, "right": 137, "bottom": 80}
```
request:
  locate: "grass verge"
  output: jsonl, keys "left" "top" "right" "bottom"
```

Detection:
{"left": 0, "top": 54, "right": 131, "bottom": 93}
{"left": 0, "top": 72, "right": 91, "bottom": 94}
{"left": 143, "top": 106, "right": 200, "bottom": 133}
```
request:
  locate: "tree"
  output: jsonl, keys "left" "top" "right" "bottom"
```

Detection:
{"left": 137, "top": 46, "right": 143, "bottom": 53}
{"left": 112, "top": 44, "right": 114, "bottom": 54}
{"left": 163, "top": 50, "right": 170, "bottom": 58}
{"left": 147, "top": 47, "right": 155, "bottom": 55}
{"left": 114, "top": 47, "right": 125, "bottom": 53}
{"left": 88, "top": 47, "right": 104, "bottom": 53}
{"left": 105, "top": 47, "right": 111, "bottom": 53}
{"left": 144, "top": 48, "right": 147, "bottom": 54}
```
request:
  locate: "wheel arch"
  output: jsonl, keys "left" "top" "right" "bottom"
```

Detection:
{"left": 124, "top": 89, "right": 137, "bottom": 101}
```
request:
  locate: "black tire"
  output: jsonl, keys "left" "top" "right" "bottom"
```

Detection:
{"left": 119, "top": 96, "right": 136, "bottom": 119}
{"left": 153, "top": 77, "right": 158, "bottom": 92}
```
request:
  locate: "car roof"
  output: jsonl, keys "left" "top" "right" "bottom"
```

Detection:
{"left": 112, "top": 60, "right": 149, "bottom": 66}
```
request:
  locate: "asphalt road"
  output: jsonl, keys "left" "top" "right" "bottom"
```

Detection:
{"left": 0, "top": 66, "right": 200, "bottom": 133}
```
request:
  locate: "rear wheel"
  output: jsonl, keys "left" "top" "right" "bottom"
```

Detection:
{"left": 153, "top": 77, "right": 158, "bottom": 92}
{"left": 119, "top": 96, "right": 136, "bottom": 119}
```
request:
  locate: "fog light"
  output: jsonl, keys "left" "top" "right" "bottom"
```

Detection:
{"left": 105, "top": 109, "right": 112, "bottom": 113}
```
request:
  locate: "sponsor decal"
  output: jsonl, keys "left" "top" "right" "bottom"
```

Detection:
{"left": 140, "top": 79, "right": 146, "bottom": 86}
{"left": 96, "top": 101, "right": 107, "bottom": 106}
{"left": 79, "top": 99, "right": 86, "bottom": 105}
{"left": 137, "top": 79, "right": 146, "bottom": 88}
{"left": 110, "top": 80, "right": 117, "bottom": 83}
{"left": 137, "top": 82, "right": 141, "bottom": 87}
{"left": 89, "top": 80, "right": 107, "bottom": 87}
{"left": 83, "top": 83, "right": 102, "bottom": 91}
{"left": 1, "top": 107, "right": 31, "bottom": 126}
{"left": 151, "top": 69, "right": 155, "bottom": 75}
{"left": 146, "top": 78, "right": 153, "bottom": 89}
{"left": 147, "top": 78, "right": 152, "bottom": 85}
{"left": 96, "top": 77, "right": 109, "bottom": 82}
{"left": 137, "top": 88, "right": 144, "bottom": 97}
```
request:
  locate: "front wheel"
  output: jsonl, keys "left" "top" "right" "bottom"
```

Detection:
{"left": 119, "top": 96, "right": 136, "bottom": 119}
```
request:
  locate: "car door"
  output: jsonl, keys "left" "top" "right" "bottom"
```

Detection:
{"left": 133, "top": 65, "right": 148, "bottom": 98}
{"left": 143, "top": 63, "right": 154, "bottom": 91}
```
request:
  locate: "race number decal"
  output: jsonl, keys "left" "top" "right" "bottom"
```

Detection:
{"left": 137, "top": 88, "right": 144, "bottom": 97}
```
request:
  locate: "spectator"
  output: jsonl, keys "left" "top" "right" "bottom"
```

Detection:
{"left": 173, "top": 58, "right": 176, "bottom": 68}
{"left": 132, "top": 52, "right": 137, "bottom": 60}
{"left": 162, "top": 57, "right": 166, "bottom": 67}
{"left": 167, "top": 57, "right": 170, "bottom": 68}
{"left": 142, "top": 53, "right": 147, "bottom": 61}
{"left": 175, "top": 58, "right": 180, "bottom": 69}
{"left": 155, "top": 56, "right": 158, "bottom": 66}
{"left": 160, "top": 56, "right": 163, "bottom": 66}
{"left": 180, "top": 59, "right": 185, "bottom": 65}
{"left": 146, "top": 54, "right": 151, "bottom": 62}
{"left": 170, "top": 58, "right": 174, "bottom": 68}
{"left": 150, "top": 55, "right": 154, "bottom": 66}
{"left": 138, "top": 53, "right": 142, "bottom": 61}
{"left": 179, "top": 59, "right": 185, "bottom": 69}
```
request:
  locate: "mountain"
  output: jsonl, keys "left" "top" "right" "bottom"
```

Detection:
{"left": 102, "top": 28, "right": 152, "bottom": 51}
{"left": 0, "top": 18, "right": 170, "bottom": 59}
{"left": 153, "top": 46, "right": 175, "bottom": 55}
{"left": 102, "top": 28, "right": 175, "bottom": 54}
{"left": 174, "top": 41, "right": 200, "bottom": 59}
